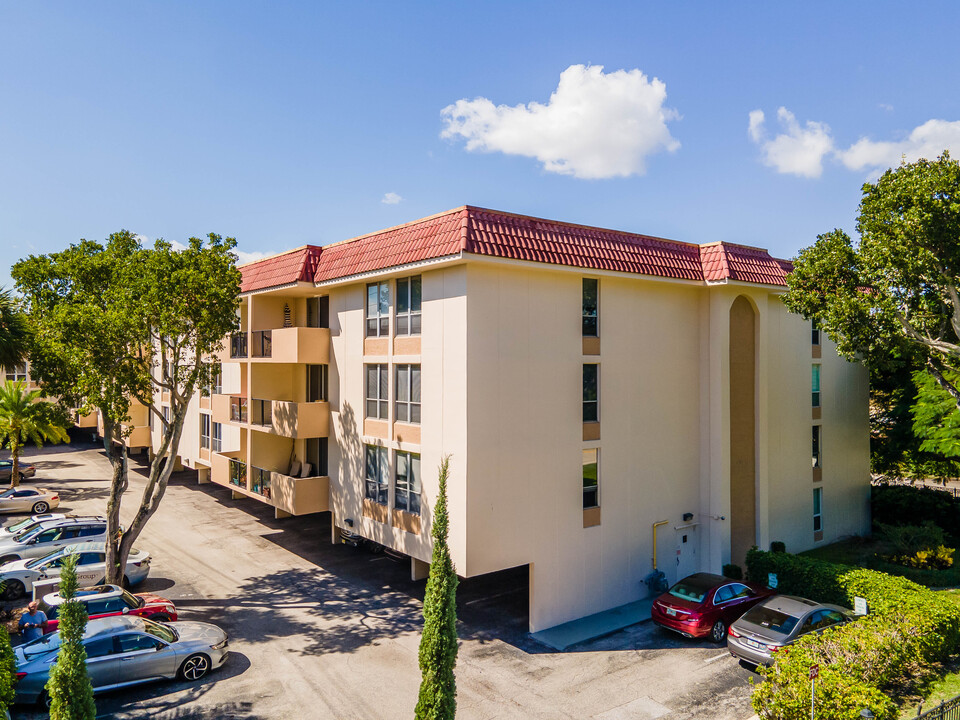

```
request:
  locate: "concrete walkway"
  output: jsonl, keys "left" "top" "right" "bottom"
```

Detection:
{"left": 531, "top": 597, "right": 655, "bottom": 651}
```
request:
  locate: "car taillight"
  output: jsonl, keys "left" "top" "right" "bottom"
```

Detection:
{"left": 133, "top": 561, "right": 143, "bottom": 567}
{"left": 728, "top": 627, "right": 740, "bottom": 638}
{"left": 767, "top": 644, "right": 782, "bottom": 652}
{"left": 50, "top": 496, "right": 58, "bottom": 501}
{"left": 16, "top": 672, "right": 26, "bottom": 681}
{"left": 685, "top": 612, "right": 701, "bottom": 621}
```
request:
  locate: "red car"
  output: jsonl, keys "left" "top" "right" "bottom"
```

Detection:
{"left": 38, "top": 584, "right": 178, "bottom": 634}
{"left": 651, "top": 572, "right": 774, "bottom": 642}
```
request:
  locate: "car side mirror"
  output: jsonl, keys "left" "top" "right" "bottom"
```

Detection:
{"left": 121, "top": 607, "right": 130, "bottom": 614}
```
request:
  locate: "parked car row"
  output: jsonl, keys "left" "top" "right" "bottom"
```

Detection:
{"left": 0, "top": 487, "right": 58, "bottom": 515}
{"left": 0, "top": 460, "right": 37, "bottom": 483}
{"left": 651, "top": 572, "right": 855, "bottom": 666}
{"left": 0, "top": 513, "right": 230, "bottom": 707}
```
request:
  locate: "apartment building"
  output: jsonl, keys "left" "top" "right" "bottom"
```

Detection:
{"left": 160, "top": 206, "right": 870, "bottom": 633}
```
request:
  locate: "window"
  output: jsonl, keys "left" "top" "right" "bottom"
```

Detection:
{"left": 200, "top": 413, "right": 211, "bottom": 450}
{"left": 395, "top": 451, "right": 421, "bottom": 515}
{"left": 307, "top": 296, "right": 329, "bottom": 329}
{"left": 811, "top": 318, "right": 820, "bottom": 346}
{"left": 813, "top": 487, "right": 823, "bottom": 532}
{"left": 4, "top": 364, "right": 27, "bottom": 382}
{"left": 395, "top": 364, "right": 421, "bottom": 424}
{"left": 812, "top": 364, "right": 821, "bottom": 408}
{"left": 305, "top": 437, "right": 328, "bottom": 477}
{"left": 364, "top": 444, "right": 388, "bottom": 505}
{"left": 366, "top": 281, "right": 390, "bottom": 337}
{"left": 84, "top": 637, "right": 116, "bottom": 659}
{"left": 583, "top": 364, "right": 599, "bottom": 423}
{"left": 714, "top": 585, "right": 735, "bottom": 604}
{"left": 365, "top": 364, "right": 389, "bottom": 419}
{"left": 582, "top": 279, "right": 598, "bottom": 337}
{"left": 162, "top": 406, "right": 171, "bottom": 425}
{"left": 117, "top": 633, "right": 163, "bottom": 653}
{"left": 396, "top": 276, "right": 422, "bottom": 335}
{"left": 211, "top": 422, "right": 222, "bottom": 453}
{"left": 812, "top": 425, "right": 821, "bottom": 468}
{"left": 583, "top": 449, "right": 599, "bottom": 509}
{"left": 210, "top": 364, "right": 222, "bottom": 396}
{"left": 306, "top": 365, "right": 328, "bottom": 402}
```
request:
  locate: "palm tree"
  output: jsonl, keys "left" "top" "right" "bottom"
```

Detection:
{"left": 0, "top": 288, "right": 30, "bottom": 371}
{"left": 0, "top": 381, "right": 69, "bottom": 487}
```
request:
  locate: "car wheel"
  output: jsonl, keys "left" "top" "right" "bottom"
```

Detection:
{"left": 148, "top": 613, "right": 170, "bottom": 622}
{"left": 179, "top": 653, "right": 211, "bottom": 681}
{"left": 122, "top": 575, "right": 131, "bottom": 589}
{"left": 31, "top": 502, "right": 49, "bottom": 514}
{"left": 0, "top": 555, "right": 19, "bottom": 565}
{"left": 710, "top": 620, "right": 727, "bottom": 643}
{"left": 38, "top": 690, "right": 52, "bottom": 709}
{"left": 1, "top": 579, "right": 25, "bottom": 601}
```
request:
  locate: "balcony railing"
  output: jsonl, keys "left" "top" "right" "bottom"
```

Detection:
{"left": 229, "top": 459, "right": 247, "bottom": 488}
{"left": 251, "top": 467, "right": 272, "bottom": 499}
{"left": 230, "top": 396, "right": 248, "bottom": 423}
{"left": 251, "top": 330, "right": 272, "bottom": 358}
{"left": 230, "top": 333, "right": 248, "bottom": 359}
{"left": 251, "top": 399, "right": 272, "bottom": 427}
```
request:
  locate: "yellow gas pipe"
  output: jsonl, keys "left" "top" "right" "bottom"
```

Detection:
{"left": 652, "top": 519, "right": 669, "bottom": 570}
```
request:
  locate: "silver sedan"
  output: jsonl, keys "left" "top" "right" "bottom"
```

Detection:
{"left": 14, "top": 615, "right": 229, "bottom": 706}
{"left": 0, "top": 488, "right": 59, "bottom": 514}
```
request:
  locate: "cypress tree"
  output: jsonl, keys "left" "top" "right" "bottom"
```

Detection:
{"left": 47, "top": 553, "right": 96, "bottom": 719}
{"left": 0, "top": 615, "right": 15, "bottom": 715}
{"left": 415, "top": 456, "right": 459, "bottom": 720}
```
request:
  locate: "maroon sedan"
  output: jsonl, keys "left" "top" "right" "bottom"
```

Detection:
{"left": 651, "top": 572, "right": 774, "bottom": 642}
{"left": 39, "top": 584, "right": 178, "bottom": 634}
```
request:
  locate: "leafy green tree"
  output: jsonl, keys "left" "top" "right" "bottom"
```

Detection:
{"left": 0, "top": 381, "right": 69, "bottom": 487}
{"left": 415, "top": 456, "right": 459, "bottom": 720}
{"left": 13, "top": 231, "right": 240, "bottom": 584}
{"left": 785, "top": 152, "right": 960, "bottom": 445}
{"left": 0, "top": 287, "right": 31, "bottom": 371}
{"left": 0, "top": 614, "right": 16, "bottom": 715}
{"left": 46, "top": 553, "right": 96, "bottom": 718}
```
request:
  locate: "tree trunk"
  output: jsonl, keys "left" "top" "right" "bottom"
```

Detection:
{"left": 102, "top": 417, "right": 128, "bottom": 586}
{"left": 9, "top": 438, "right": 20, "bottom": 489}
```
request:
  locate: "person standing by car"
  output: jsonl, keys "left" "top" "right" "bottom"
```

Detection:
{"left": 18, "top": 601, "right": 47, "bottom": 642}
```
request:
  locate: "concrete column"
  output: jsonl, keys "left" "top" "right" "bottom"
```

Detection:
{"left": 198, "top": 468, "right": 210, "bottom": 485}
{"left": 231, "top": 490, "right": 245, "bottom": 500}
{"left": 275, "top": 508, "right": 291, "bottom": 519}
{"left": 411, "top": 557, "right": 429, "bottom": 581}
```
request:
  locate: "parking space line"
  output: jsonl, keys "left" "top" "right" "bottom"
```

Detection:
{"left": 704, "top": 651, "right": 730, "bottom": 663}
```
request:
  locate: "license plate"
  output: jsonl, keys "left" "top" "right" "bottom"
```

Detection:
{"left": 665, "top": 608, "right": 677, "bottom": 617}
{"left": 745, "top": 639, "right": 762, "bottom": 649}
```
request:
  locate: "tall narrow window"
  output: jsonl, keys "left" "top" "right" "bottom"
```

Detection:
{"left": 306, "top": 437, "right": 328, "bottom": 476}
{"left": 812, "top": 365, "right": 821, "bottom": 408}
{"left": 813, "top": 487, "right": 823, "bottom": 532}
{"left": 307, "top": 296, "right": 330, "bottom": 329}
{"left": 212, "top": 422, "right": 222, "bottom": 452}
{"left": 395, "top": 364, "right": 421, "bottom": 424}
{"left": 812, "top": 425, "right": 821, "bottom": 468}
{"left": 365, "top": 364, "right": 389, "bottom": 419}
{"left": 364, "top": 444, "right": 388, "bottom": 505}
{"left": 395, "top": 451, "right": 422, "bottom": 515}
{"left": 307, "top": 365, "right": 328, "bottom": 402}
{"left": 583, "top": 364, "right": 599, "bottom": 423}
{"left": 396, "top": 276, "right": 422, "bottom": 335}
{"left": 200, "top": 413, "right": 211, "bottom": 449}
{"left": 582, "top": 279, "right": 598, "bottom": 337}
{"left": 583, "top": 449, "right": 599, "bottom": 509}
{"left": 162, "top": 406, "right": 170, "bottom": 425}
{"left": 366, "top": 281, "right": 390, "bottom": 337}
{"left": 811, "top": 318, "right": 821, "bottom": 346}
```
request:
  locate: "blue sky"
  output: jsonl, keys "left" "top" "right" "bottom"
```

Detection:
{"left": 2, "top": 2, "right": 960, "bottom": 287}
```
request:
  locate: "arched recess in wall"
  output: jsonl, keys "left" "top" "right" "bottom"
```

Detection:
{"left": 729, "top": 295, "right": 757, "bottom": 566}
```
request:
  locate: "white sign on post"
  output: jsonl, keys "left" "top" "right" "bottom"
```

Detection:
{"left": 768, "top": 573, "right": 778, "bottom": 589}
{"left": 854, "top": 596, "right": 868, "bottom": 616}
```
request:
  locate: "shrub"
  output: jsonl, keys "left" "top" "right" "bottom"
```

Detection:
{"left": 879, "top": 521, "right": 947, "bottom": 555}
{"left": 872, "top": 483, "right": 960, "bottom": 537}
{"left": 47, "top": 554, "right": 96, "bottom": 719}
{"left": 890, "top": 545, "right": 955, "bottom": 570}
{"left": 770, "top": 541, "right": 786, "bottom": 553}
{"left": 0, "top": 626, "right": 15, "bottom": 716}
{"left": 746, "top": 548, "right": 960, "bottom": 720}
{"left": 721, "top": 563, "right": 742, "bottom": 580}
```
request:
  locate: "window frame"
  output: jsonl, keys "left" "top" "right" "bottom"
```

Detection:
{"left": 583, "top": 364, "right": 599, "bottom": 423}
{"left": 394, "top": 450, "right": 422, "bottom": 515}
{"left": 365, "top": 364, "right": 389, "bottom": 420}
{"left": 813, "top": 487, "right": 823, "bottom": 532}
{"left": 199, "top": 413, "right": 211, "bottom": 450}
{"left": 582, "top": 278, "right": 599, "bottom": 337}
{"left": 812, "top": 364, "right": 821, "bottom": 408}
{"left": 395, "top": 275, "right": 422, "bottom": 336}
{"left": 811, "top": 318, "right": 821, "bottom": 346}
{"left": 4, "top": 363, "right": 27, "bottom": 383}
{"left": 812, "top": 425, "right": 821, "bottom": 468}
{"left": 395, "top": 364, "right": 421, "bottom": 424}
{"left": 211, "top": 421, "right": 222, "bottom": 453}
{"left": 582, "top": 448, "right": 599, "bottom": 509}
{"left": 366, "top": 281, "right": 390, "bottom": 337}
{"left": 364, "top": 444, "right": 389, "bottom": 505}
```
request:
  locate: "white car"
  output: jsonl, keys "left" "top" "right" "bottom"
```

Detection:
{"left": 0, "top": 517, "right": 109, "bottom": 565}
{"left": 0, "top": 488, "right": 59, "bottom": 515}
{"left": 1, "top": 514, "right": 67, "bottom": 536}
{"left": 0, "top": 542, "right": 151, "bottom": 600}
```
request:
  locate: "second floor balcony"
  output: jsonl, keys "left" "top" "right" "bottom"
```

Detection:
{"left": 217, "top": 327, "right": 330, "bottom": 365}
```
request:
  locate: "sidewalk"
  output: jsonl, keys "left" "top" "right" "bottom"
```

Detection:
{"left": 531, "top": 596, "right": 655, "bottom": 651}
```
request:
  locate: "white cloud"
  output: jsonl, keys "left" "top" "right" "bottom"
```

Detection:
{"left": 235, "top": 249, "right": 269, "bottom": 265}
{"left": 747, "top": 107, "right": 834, "bottom": 179}
{"left": 381, "top": 192, "right": 403, "bottom": 205}
{"left": 440, "top": 64, "right": 680, "bottom": 179}
{"left": 168, "top": 239, "right": 188, "bottom": 252}
{"left": 836, "top": 119, "right": 960, "bottom": 173}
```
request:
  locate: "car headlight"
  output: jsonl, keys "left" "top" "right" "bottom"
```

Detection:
{"left": 211, "top": 639, "right": 228, "bottom": 650}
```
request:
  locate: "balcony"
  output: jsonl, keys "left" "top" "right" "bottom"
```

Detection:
{"left": 123, "top": 425, "right": 152, "bottom": 449}
{"left": 251, "top": 466, "right": 272, "bottom": 498}
{"left": 249, "top": 327, "right": 329, "bottom": 364}
{"left": 229, "top": 458, "right": 247, "bottom": 489}
{"left": 230, "top": 332, "right": 248, "bottom": 359}
{"left": 251, "top": 330, "right": 272, "bottom": 358}
{"left": 250, "top": 398, "right": 272, "bottom": 427}
{"left": 230, "top": 396, "right": 248, "bottom": 424}
{"left": 75, "top": 410, "right": 98, "bottom": 429}
{"left": 211, "top": 453, "right": 328, "bottom": 516}
{"left": 249, "top": 400, "right": 329, "bottom": 438}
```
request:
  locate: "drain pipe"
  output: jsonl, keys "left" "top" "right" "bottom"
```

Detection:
{"left": 652, "top": 519, "right": 669, "bottom": 570}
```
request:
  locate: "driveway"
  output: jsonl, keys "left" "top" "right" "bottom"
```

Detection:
{"left": 7, "top": 440, "right": 757, "bottom": 720}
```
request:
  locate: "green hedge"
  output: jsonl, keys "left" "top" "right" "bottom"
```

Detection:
{"left": 872, "top": 483, "right": 960, "bottom": 538}
{"left": 745, "top": 548, "right": 960, "bottom": 720}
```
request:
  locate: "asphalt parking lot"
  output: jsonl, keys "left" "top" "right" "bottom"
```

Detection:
{"left": 6, "top": 439, "right": 757, "bottom": 720}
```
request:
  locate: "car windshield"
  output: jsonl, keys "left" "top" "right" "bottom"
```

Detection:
{"left": 742, "top": 605, "right": 800, "bottom": 635}
{"left": 14, "top": 526, "right": 44, "bottom": 544}
{"left": 0, "top": 488, "right": 17, "bottom": 499}
{"left": 20, "top": 631, "right": 62, "bottom": 659}
{"left": 25, "top": 548, "right": 63, "bottom": 570}
{"left": 122, "top": 589, "right": 144, "bottom": 608}
{"left": 667, "top": 577, "right": 716, "bottom": 603}
{"left": 141, "top": 617, "right": 177, "bottom": 643}
{"left": 6, "top": 518, "right": 38, "bottom": 534}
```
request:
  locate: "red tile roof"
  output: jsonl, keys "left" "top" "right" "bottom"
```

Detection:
{"left": 240, "top": 206, "right": 790, "bottom": 292}
{"left": 239, "top": 246, "right": 322, "bottom": 293}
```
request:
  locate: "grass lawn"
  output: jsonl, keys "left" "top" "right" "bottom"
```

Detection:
{"left": 800, "top": 535, "right": 960, "bottom": 588}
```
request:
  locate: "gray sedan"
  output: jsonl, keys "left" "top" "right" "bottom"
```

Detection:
{"left": 727, "top": 594, "right": 854, "bottom": 667}
{"left": 14, "top": 615, "right": 229, "bottom": 706}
